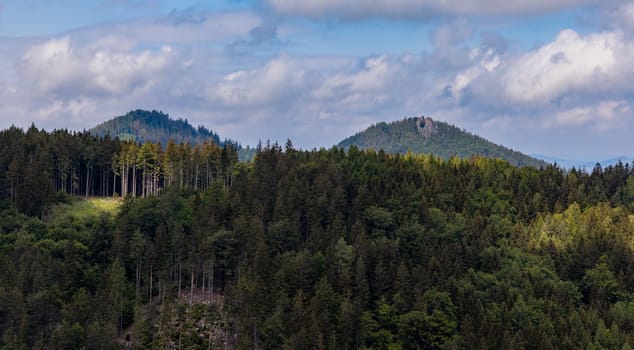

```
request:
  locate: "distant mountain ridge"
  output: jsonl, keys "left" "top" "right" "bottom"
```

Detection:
{"left": 532, "top": 154, "right": 634, "bottom": 170}
{"left": 338, "top": 116, "right": 548, "bottom": 167}
{"left": 90, "top": 109, "right": 222, "bottom": 146}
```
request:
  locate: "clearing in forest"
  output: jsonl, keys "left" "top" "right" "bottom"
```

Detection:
{"left": 47, "top": 196, "right": 123, "bottom": 224}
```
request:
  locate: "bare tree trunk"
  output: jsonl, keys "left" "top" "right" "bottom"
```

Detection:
{"left": 85, "top": 167, "right": 90, "bottom": 197}
{"left": 190, "top": 266, "right": 194, "bottom": 307}
{"left": 180, "top": 162, "right": 183, "bottom": 188}
{"left": 211, "top": 257, "right": 214, "bottom": 302}
{"left": 178, "top": 260, "right": 182, "bottom": 298}
{"left": 71, "top": 165, "right": 76, "bottom": 195}
{"left": 132, "top": 164, "right": 137, "bottom": 197}
{"left": 162, "top": 279, "right": 166, "bottom": 304}
{"left": 135, "top": 258, "right": 140, "bottom": 299}
{"left": 121, "top": 165, "right": 125, "bottom": 196}
{"left": 206, "top": 159, "right": 210, "bottom": 190}
{"left": 149, "top": 267, "right": 153, "bottom": 303}
{"left": 125, "top": 164, "right": 128, "bottom": 196}
{"left": 195, "top": 163, "right": 199, "bottom": 190}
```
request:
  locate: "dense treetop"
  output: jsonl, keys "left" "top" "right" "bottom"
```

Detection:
{"left": 2, "top": 125, "right": 634, "bottom": 349}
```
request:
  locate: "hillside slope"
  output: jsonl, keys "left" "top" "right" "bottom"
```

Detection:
{"left": 90, "top": 109, "right": 257, "bottom": 161}
{"left": 90, "top": 109, "right": 222, "bottom": 146}
{"left": 338, "top": 117, "right": 547, "bottom": 167}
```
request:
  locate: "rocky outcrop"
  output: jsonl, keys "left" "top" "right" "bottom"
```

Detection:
{"left": 416, "top": 116, "right": 438, "bottom": 138}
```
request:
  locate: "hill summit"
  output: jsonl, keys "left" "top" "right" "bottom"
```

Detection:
{"left": 338, "top": 116, "right": 547, "bottom": 167}
{"left": 90, "top": 109, "right": 222, "bottom": 146}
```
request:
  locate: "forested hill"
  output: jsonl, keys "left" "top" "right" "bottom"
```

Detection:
{"left": 338, "top": 117, "right": 548, "bottom": 167}
{"left": 90, "top": 109, "right": 222, "bottom": 146}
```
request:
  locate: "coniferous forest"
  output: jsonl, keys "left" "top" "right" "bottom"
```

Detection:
{"left": 4, "top": 125, "right": 634, "bottom": 349}
{"left": 338, "top": 117, "right": 548, "bottom": 168}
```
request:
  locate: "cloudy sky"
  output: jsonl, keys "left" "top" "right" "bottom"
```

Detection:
{"left": 0, "top": 0, "right": 633, "bottom": 160}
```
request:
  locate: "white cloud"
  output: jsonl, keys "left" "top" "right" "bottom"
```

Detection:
{"left": 210, "top": 55, "right": 309, "bottom": 108}
{"left": 0, "top": 9, "right": 274, "bottom": 133}
{"left": 265, "top": 0, "right": 609, "bottom": 19}
{"left": 313, "top": 56, "right": 395, "bottom": 101}
{"left": 62, "top": 10, "right": 261, "bottom": 48}
{"left": 21, "top": 36, "right": 173, "bottom": 97}
{"left": 21, "top": 37, "right": 77, "bottom": 94}
{"left": 602, "top": 2, "right": 634, "bottom": 33}
{"left": 194, "top": 53, "right": 420, "bottom": 147}
{"left": 445, "top": 47, "right": 500, "bottom": 102}
{"left": 3, "top": 5, "right": 634, "bottom": 160}
{"left": 549, "top": 100, "right": 631, "bottom": 127}
{"left": 502, "top": 30, "right": 634, "bottom": 104}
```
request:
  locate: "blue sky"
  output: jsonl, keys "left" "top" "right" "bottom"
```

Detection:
{"left": 0, "top": 0, "right": 632, "bottom": 161}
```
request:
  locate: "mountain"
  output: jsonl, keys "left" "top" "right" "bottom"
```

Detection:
{"left": 530, "top": 154, "right": 575, "bottom": 168}
{"left": 595, "top": 157, "right": 634, "bottom": 168}
{"left": 90, "top": 109, "right": 222, "bottom": 146}
{"left": 90, "top": 110, "right": 258, "bottom": 161}
{"left": 338, "top": 116, "right": 548, "bottom": 167}
{"left": 532, "top": 154, "right": 634, "bottom": 170}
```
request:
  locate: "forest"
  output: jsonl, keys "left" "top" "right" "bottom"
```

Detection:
{"left": 90, "top": 110, "right": 223, "bottom": 149}
{"left": 2, "top": 125, "right": 634, "bottom": 349}
{"left": 337, "top": 117, "right": 547, "bottom": 168}
{"left": 0, "top": 124, "right": 238, "bottom": 217}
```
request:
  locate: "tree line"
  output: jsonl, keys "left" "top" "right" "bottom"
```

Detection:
{"left": 0, "top": 125, "right": 238, "bottom": 217}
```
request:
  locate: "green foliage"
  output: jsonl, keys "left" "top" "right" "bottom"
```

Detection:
{"left": 91, "top": 109, "right": 223, "bottom": 147}
{"left": 338, "top": 117, "right": 548, "bottom": 167}
{"left": 3, "top": 137, "right": 634, "bottom": 349}
{"left": 47, "top": 197, "right": 122, "bottom": 225}
{"left": 90, "top": 109, "right": 260, "bottom": 161}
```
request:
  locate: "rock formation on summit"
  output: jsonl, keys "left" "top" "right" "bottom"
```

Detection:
{"left": 416, "top": 116, "right": 438, "bottom": 138}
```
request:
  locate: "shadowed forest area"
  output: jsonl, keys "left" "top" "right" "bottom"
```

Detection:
{"left": 2, "top": 126, "right": 634, "bottom": 349}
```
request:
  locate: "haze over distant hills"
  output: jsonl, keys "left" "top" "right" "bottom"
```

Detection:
{"left": 531, "top": 154, "right": 634, "bottom": 170}
{"left": 338, "top": 117, "right": 548, "bottom": 168}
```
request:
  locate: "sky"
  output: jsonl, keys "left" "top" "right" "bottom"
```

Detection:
{"left": 0, "top": 0, "right": 633, "bottom": 161}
